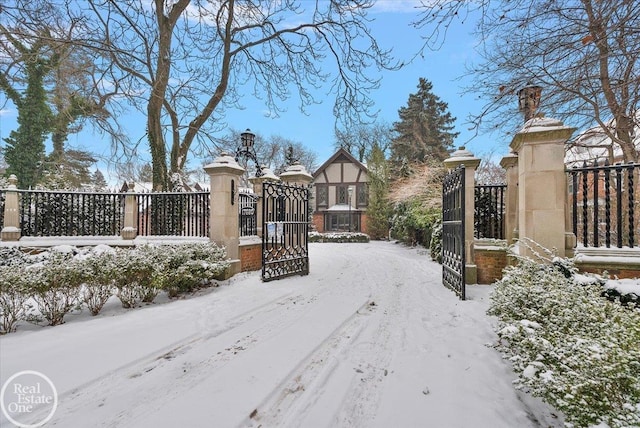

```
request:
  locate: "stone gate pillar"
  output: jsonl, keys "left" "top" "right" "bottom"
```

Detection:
{"left": 444, "top": 147, "right": 481, "bottom": 284}
{"left": 1, "top": 175, "right": 21, "bottom": 241}
{"left": 510, "top": 117, "right": 575, "bottom": 258}
{"left": 204, "top": 152, "right": 245, "bottom": 276}
{"left": 500, "top": 151, "right": 519, "bottom": 245}
{"left": 121, "top": 182, "right": 138, "bottom": 240}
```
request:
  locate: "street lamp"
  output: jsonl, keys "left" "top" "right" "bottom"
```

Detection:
{"left": 517, "top": 85, "right": 542, "bottom": 122}
{"left": 235, "top": 128, "right": 263, "bottom": 177}
{"left": 348, "top": 186, "right": 353, "bottom": 232}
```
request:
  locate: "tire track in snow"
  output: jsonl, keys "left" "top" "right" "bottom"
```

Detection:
{"left": 242, "top": 299, "right": 376, "bottom": 428}
{"left": 46, "top": 290, "right": 331, "bottom": 427}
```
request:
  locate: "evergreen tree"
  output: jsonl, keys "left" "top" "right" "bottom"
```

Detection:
{"left": 366, "top": 143, "right": 392, "bottom": 240}
{"left": 92, "top": 169, "right": 108, "bottom": 191}
{"left": 2, "top": 38, "right": 53, "bottom": 188}
{"left": 390, "top": 78, "right": 458, "bottom": 164}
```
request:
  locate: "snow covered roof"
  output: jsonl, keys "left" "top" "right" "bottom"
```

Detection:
{"left": 565, "top": 113, "right": 639, "bottom": 166}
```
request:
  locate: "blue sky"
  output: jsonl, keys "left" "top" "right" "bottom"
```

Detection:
{"left": 0, "top": 1, "right": 496, "bottom": 178}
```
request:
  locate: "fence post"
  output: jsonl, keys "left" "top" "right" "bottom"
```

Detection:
{"left": 249, "top": 166, "right": 280, "bottom": 238}
{"left": 510, "top": 117, "right": 575, "bottom": 258}
{"left": 121, "top": 183, "right": 138, "bottom": 240}
{"left": 1, "top": 175, "right": 21, "bottom": 241}
{"left": 444, "top": 147, "right": 481, "bottom": 284}
{"left": 204, "top": 152, "right": 245, "bottom": 276}
{"left": 500, "top": 151, "right": 519, "bottom": 244}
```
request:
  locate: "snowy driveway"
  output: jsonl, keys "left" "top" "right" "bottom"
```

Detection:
{"left": 0, "top": 241, "right": 560, "bottom": 428}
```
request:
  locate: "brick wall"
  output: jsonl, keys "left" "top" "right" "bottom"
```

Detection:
{"left": 239, "top": 242, "right": 261, "bottom": 272}
{"left": 312, "top": 213, "right": 324, "bottom": 233}
{"left": 475, "top": 246, "right": 508, "bottom": 284}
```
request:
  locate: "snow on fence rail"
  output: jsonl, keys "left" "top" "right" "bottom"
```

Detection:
{"left": 0, "top": 187, "right": 211, "bottom": 239}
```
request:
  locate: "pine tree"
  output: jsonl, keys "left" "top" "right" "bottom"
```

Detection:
{"left": 390, "top": 78, "right": 458, "bottom": 164}
{"left": 366, "top": 143, "right": 392, "bottom": 240}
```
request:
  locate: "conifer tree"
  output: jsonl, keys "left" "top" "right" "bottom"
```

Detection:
{"left": 366, "top": 143, "right": 392, "bottom": 240}
{"left": 390, "top": 78, "right": 458, "bottom": 164}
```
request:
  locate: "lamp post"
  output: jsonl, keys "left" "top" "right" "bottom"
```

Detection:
{"left": 235, "top": 128, "right": 263, "bottom": 177}
{"left": 517, "top": 85, "right": 542, "bottom": 122}
{"left": 348, "top": 186, "right": 353, "bottom": 232}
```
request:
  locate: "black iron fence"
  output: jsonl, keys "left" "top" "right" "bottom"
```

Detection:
{"left": 567, "top": 161, "right": 638, "bottom": 248}
{"left": 0, "top": 189, "right": 5, "bottom": 230}
{"left": 474, "top": 184, "right": 506, "bottom": 240}
{"left": 136, "top": 191, "right": 209, "bottom": 237}
{"left": 0, "top": 188, "right": 210, "bottom": 238}
{"left": 239, "top": 191, "right": 258, "bottom": 236}
{"left": 18, "top": 190, "right": 124, "bottom": 237}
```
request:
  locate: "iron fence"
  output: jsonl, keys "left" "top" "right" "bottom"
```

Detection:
{"left": 239, "top": 191, "right": 258, "bottom": 236}
{"left": 0, "top": 189, "right": 5, "bottom": 230}
{"left": 474, "top": 184, "right": 506, "bottom": 240}
{"left": 18, "top": 190, "right": 124, "bottom": 237}
{"left": 136, "top": 191, "right": 210, "bottom": 237}
{"left": 567, "top": 161, "right": 638, "bottom": 248}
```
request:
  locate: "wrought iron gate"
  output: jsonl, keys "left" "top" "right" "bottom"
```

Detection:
{"left": 262, "top": 181, "right": 310, "bottom": 281}
{"left": 442, "top": 165, "right": 466, "bottom": 300}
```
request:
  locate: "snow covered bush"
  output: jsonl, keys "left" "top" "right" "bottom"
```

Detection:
{"left": 0, "top": 266, "right": 32, "bottom": 334}
{"left": 111, "top": 247, "right": 157, "bottom": 308}
{"left": 28, "top": 252, "right": 86, "bottom": 326}
{"left": 80, "top": 250, "right": 117, "bottom": 315}
{"left": 489, "top": 254, "right": 640, "bottom": 428}
{"left": 308, "top": 232, "right": 370, "bottom": 243}
{"left": 150, "top": 243, "right": 229, "bottom": 297}
{"left": 0, "top": 247, "right": 28, "bottom": 267}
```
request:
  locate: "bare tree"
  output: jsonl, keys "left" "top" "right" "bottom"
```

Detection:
{"left": 81, "top": 0, "right": 395, "bottom": 190}
{"left": 333, "top": 121, "right": 394, "bottom": 163}
{"left": 414, "top": 0, "right": 639, "bottom": 162}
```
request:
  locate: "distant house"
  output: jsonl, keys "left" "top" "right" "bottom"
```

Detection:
{"left": 311, "top": 148, "right": 369, "bottom": 233}
{"left": 565, "top": 115, "right": 640, "bottom": 166}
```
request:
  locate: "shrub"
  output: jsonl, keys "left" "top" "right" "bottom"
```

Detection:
{"left": 0, "top": 266, "right": 32, "bottom": 334}
{"left": 111, "top": 247, "right": 156, "bottom": 308}
{"left": 0, "top": 247, "right": 28, "bottom": 267}
{"left": 308, "top": 232, "right": 370, "bottom": 243}
{"left": 80, "top": 250, "right": 118, "bottom": 315}
{"left": 389, "top": 199, "right": 440, "bottom": 247}
{"left": 489, "top": 254, "right": 640, "bottom": 427}
{"left": 28, "top": 252, "right": 85, "bottom": 326}
{"left": 151, "top": 243, "right": 230, "bottom": 297}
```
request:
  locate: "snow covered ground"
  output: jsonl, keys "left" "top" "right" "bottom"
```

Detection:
{"left": 0, "top": 241, "right": 563, "bottom": 428}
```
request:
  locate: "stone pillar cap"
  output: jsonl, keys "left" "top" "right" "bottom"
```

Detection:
{"left": 444, "top": 146, "right": 481, "bottom": 169}
{"left": 519, "top": 116, "right": 566, "bottom": 134}
{"left": 257, "top": 166, "right": 280, "bottom": 181}
{"left": 204, "top": 152, "right": 245, "bottom": 174}
{"left": 279, "top": 161, "right": 313, "bottom": 182}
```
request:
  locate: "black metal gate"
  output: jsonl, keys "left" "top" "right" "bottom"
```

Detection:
{"left": 442, "top": 165, "right": 466, "bottom": 300}
{"left": 262, "top": 181, "right": 310, "bottom": 281}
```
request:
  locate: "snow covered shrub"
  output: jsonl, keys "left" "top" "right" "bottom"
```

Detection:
{"left": 28, "top": 252, "right": 85, "bottom": 326}
{"left": 0, "top": 266, "right": 32, "bottom": 334}
{"left": 308, "top": 232, "right": 370, "bottom": 243}
{"left": 151, "top": 243, "right": 229, "bottom": 297}
{"left": 111, "top": 247, "right": 156, "bottom": 308}
{"left": 80, "top": 251, "right": 117, "bottom": 315}
{"left": 489, "top": 255, "right": 640, "bottom": 428}
{"left": 0, "top": 247, "right": 28, "bottom": 267}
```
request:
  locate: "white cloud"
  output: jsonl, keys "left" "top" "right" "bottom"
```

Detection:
{"left": 0, "top": 108, "right": 14, "bottom": 116}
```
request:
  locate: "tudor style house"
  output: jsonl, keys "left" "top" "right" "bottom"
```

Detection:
{"left": 311, "top": 148, "right": 369, "bottom": 233}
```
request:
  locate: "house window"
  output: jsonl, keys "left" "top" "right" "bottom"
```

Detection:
{"left": 357, "top": 184, "right": 368, "bottom": 207}
{"left": 337, "top": 186, "right": 348, "bottom": 204}
{"left": 325, "top": 212, "right": 360, "bottom": 232}
{"left": 316, "top": 186, "right": 328, "bottom": 209}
